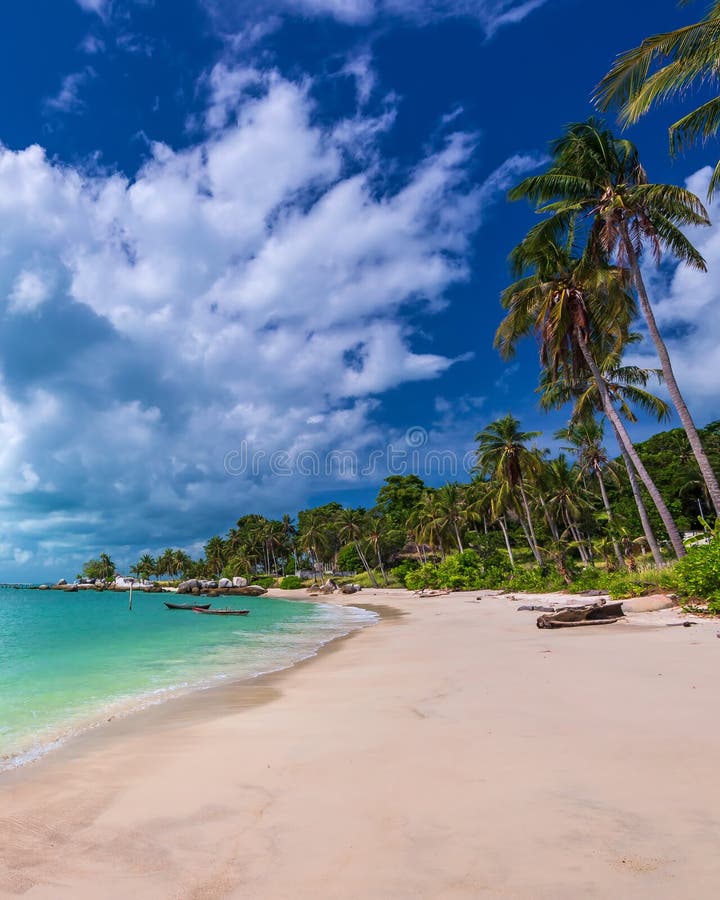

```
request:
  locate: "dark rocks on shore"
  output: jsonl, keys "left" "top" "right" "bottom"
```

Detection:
{"left": 177, "top": 579, "right": 201, "bottom": 594}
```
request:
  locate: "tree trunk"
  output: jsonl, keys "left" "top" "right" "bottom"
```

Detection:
{"left": 374, "top": 540, "right": 388, "bottom": 586}
{"left": 577, "top": 331, "right": 684, "bottom": 559}
{"left": 518, "top": 482, "right": 543, "bottom": 563}
{"left": 497, "top": 516, "right": 515, "bottom": 568}
{"left": 622, "top": 223, "right": 720, "bottom": 516}
{"left": 354, "top": 540, "right": 378, "bottom": 588}
{"left": 596, "top": 467, "right": 626, "bottom": 568}
{"left": 611, "top": 423, "right": 664, "bottom": 567}
{"left": 453, "top": 521, "right": 464, "bottom": 553}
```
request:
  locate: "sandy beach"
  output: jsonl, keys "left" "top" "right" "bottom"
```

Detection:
{"left": 1, "top": 588, "right": 719, "bottom": 899}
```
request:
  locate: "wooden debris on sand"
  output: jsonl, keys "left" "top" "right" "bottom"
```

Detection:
{"left": 536, "top": 601, "right": 625, "bottom": 629}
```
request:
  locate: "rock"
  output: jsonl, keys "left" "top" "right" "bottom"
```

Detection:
{"left": 57, "top": 578, "right": 67, "bottom": 586}
{"left": 232, "top": 576, "right": 248, "bottom": 588}
{"left": 63, "top": 585, "right": 78, "bottom": 592}
{"left": 228, "top": 585, "right": 266, "bottom": 596}
{"left": 200, "top": 580, "right": 218, "bottom": 590}
{"left": 218, "top": 578, "right": 232, "bottom": 588}
{"left": 341, "top": 584, "right": 359, "bottom": 594}
{"left": 622, "top": 594, "right": 675, "bottom": 614}
{"left": 178, "top": 579, "right": 201, "bottom": 594}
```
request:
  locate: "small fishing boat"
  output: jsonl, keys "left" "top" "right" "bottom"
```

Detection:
{"left": 164, "top": 601, "right": 212, "bottom": 610}
{"left": 192, "top": 607, "right": 250, "bottom": 616}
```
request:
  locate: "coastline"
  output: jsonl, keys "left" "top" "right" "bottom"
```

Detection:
{"left": 2, "top": 589, "right": 720, "bottom": 898}
{"left": 0, "top": 591, "right": 378, "bottom": 774}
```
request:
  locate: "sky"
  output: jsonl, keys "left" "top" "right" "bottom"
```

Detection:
{"left": 0, "top": 0, "right": 719, "bottom": 579}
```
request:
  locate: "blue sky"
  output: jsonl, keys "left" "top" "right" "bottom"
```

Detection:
{"left": 1, "top": 0, "right": 719, "bottom": 579}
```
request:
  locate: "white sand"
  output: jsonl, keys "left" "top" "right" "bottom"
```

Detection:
{"left": 1, "top": 588, "right": 719, "bottom": 898}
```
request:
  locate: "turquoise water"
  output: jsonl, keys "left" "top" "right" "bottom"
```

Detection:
{"left": 0, "top": 589, "right": 376, "bottom": 768}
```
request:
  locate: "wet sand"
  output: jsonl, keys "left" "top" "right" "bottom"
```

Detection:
{"left": 1, "top": 589, "right": 719, "bottom": 898}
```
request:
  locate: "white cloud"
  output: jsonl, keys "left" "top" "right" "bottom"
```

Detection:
{"left": 202, "top": 0, "right": 548, "bottom": 35}
{"left": 75, "top": 0, "right": 110, "bottom": 16}
{"left": 628, "top": 165, "right": 720, "bottom": 420}
{"left": 8, "top": 270, "right": 52, "bottom": 314}
{"left": 45, "top": 68, "right": 95, "bottom": 114}
{"left": 0, "top": 65, "right": 539, "bottom": 576}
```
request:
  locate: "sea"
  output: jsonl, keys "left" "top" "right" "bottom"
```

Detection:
{"left": 0, "top": 587, "right": 377, "bottom": 770}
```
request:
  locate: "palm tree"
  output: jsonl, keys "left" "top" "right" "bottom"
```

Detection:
{"left": 508, "top": 119, "right": 720, "bottom": 518}
{"left": 298, "top": 511, "right": 330, "bottom": 576}
{"left": 204, "top": 536, "right": 227, "bottom": 578}
{"left": 137, "top": 553, "right": 156, "bottom": 581}
{"left": 98, "top": 552, "right": 115, "bottom": 580}
{"left": 595, "top": 2, "right": 720, "bottom": 196}
{"left": 336, "top": 508, "right": 378, "bottom": 587}
{"left": 173, "top": 549, "right": 192, "bottom": 578}
{"left": 496, "top": 236, "right": 686, "bottom": 559}
{"left": 433, "top": 483, "right": 468, "bottom": 553}
{"left": 366, "top": 512, "right": 389, "bottom": 586}
{"left": 467, "top": 479, "right": 516, "bottom": 568}
{"left": 540, "top": 356, "right": 672, "bottom": 567}
{"left": 556, "top": 418, "right": 625, "bottom": 567}
{"left": 474, "top": 414, "right": 544, "bottom": 563}
{"left": 543, "top": 453, "right": 596, "bottom": 567}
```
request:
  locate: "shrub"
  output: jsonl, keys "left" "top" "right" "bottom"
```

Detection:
{"left": 389, "top": 559, "right": 420, "bottom": 583}
{"left": 404, "top": 563, "right": 440, "bottom": 591}
{"left": 404, "top": 550, "right": 512, "bottom": 591}
{"left": 674, "top": 537, "right": 720, "bottom": 601}
{"left": 279, "top": 575, "right": 304, "bottom": 590}
{"left": 253, "top": 575, "right": 277, "bottom": 588}
{"left": 506, "top": 566, "right": 566, "bottom": 593}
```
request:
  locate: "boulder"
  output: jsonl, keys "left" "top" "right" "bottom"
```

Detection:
{"left": 38, "top": 585, "right": 49, "bottom": 591}
{"left": 341, "top": 584, "right": 359, "bottom": 594}
{"left": 218, "top": 578, "right": 232, "bottom": 588}
{"left": 178, "top": 579, "right": 201, "bottom": 595}
{"left": 232, "top": 576, "right": 248, "bottom": 588}
{"left": 63, "top": 584, "right": 78, "bottom": 592}
{"left": 622, "top": 594, "right": 675, "bottom": 614}
{"left": 229, "top": 585, "right": 266, "bottom": 596}
{"left": 57, "top": 578, "right": 67, "bottom": 586}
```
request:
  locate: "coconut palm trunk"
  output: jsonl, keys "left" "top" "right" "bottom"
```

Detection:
{"left": 576, "top": 330, "right": 685, "bottom": 559}
{"left": 595, "top": 466, "right": 625, "bottom": 568}
{"left": 354, "top": 540, "right": 378, "bottom": 587}
{"left": 517, "top": 482, "right": 542, "bottom": 563}
{"left": 497, "top": 516, "right": 515, "bottom": 568}
{"left": 613, "top": 426, "right": 664, "bottom": 568}
{"left": 621, "top": 224, "right": 720, "bottom": 517}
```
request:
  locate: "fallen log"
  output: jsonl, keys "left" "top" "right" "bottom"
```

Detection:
{"left": 536, "top": 602, "right": 624, "bottom": 629}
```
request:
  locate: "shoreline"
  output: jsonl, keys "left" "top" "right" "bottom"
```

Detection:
{"left": 2, "top": 589, "right": 719, "bottom": 898}
{"left": 0, "top": 591, "right": 379, "bottom": 775}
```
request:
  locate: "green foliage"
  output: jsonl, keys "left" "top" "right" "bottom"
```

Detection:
{"left": 404, "top": 550, "right": 512, "bottom": 591}
{"left": 404, "top": 563, "right": 440, "bottom": 591}
{"left": 506, "top": 566, "right": 566, "bottom": 593}
{"left": 279, "top": 575, "right": 304, "bottom": 590}
{"left": 82, "top": 556, "right": 115, "bottom": 581}
{"left": 674, "top": 536, "right": 720, "bottom": 602}
{"left": 253, "top": 575, "right": 277, "bottom": 588}
{"left": 388, "top": 559, "right": 420, "bottom": 583}
{"left": 337, "top": 543, "right": 362, "bottom": 572}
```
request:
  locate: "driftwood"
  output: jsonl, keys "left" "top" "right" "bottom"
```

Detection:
{"left": 536, "top": 602, "right": 625, "bottom": 629}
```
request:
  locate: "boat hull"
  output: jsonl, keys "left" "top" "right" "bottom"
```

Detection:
{"left": 164, "top": 601, "right": 212, "bottom": 610}
{"left": 192, "top": 608, "right": 250, "bottom": 616}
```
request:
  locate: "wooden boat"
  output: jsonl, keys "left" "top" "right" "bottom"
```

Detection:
{"left": 192, "top": 607, "right": 250, "bottom": 616}
{"left": 164, "top": 601, "right": 211, "bottom": 610}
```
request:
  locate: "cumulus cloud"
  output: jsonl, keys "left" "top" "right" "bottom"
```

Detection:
{"left": 0, "top": 64, "right": 544, "bottom": 577}
{"left": 628, "top": 165, "right": 720, "bottom": 421}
